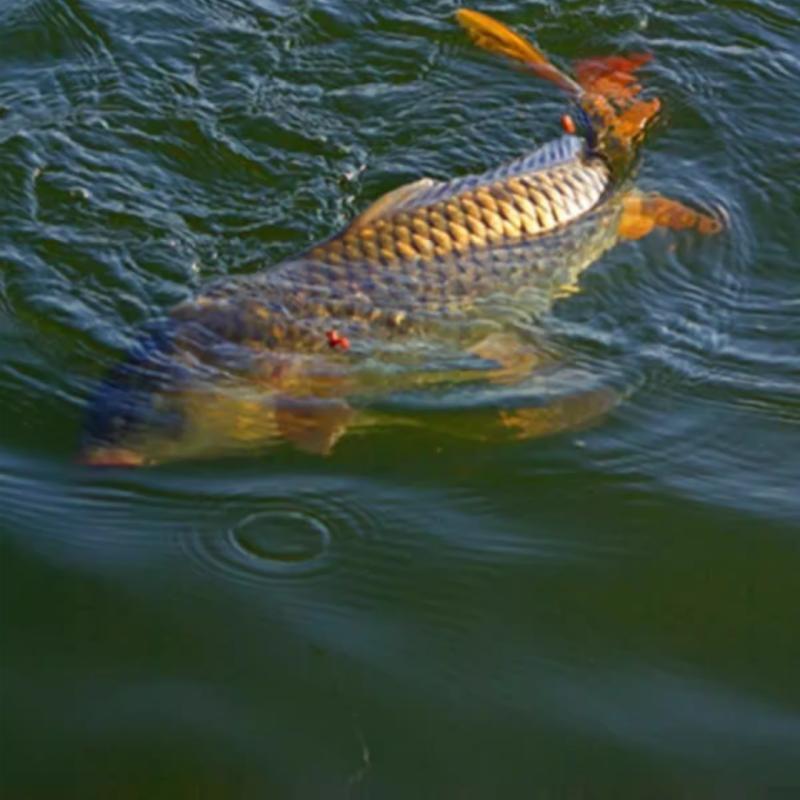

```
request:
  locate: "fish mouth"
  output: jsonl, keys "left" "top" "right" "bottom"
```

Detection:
{"left": 76, "top": 447, "right": 147, "bottom": 468}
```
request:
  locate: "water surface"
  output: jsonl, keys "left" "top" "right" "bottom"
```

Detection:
{"left": 1, "top": 0, "right": 799, "bottom": 795}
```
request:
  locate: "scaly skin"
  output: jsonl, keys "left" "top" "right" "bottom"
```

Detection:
{"left": 169, "top": 137, "right": 617, "bottom": 355}
{"left": 79, "top": 10, "right": 719, "bottom": 464}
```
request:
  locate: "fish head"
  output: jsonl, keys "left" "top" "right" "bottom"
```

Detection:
{"left": 78, "top": 327, "right": 350, "bottom": 466}
{"left": 78, "top": 322, "right": 225, "bottom": 467}
{"left": 78, "top": 346, "right": 193, "bottom": 467}
{"left": 79, "top": 364, "right": 296, "bottom": 467}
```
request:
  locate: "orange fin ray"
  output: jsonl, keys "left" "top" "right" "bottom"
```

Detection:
{"left": 456, "top": 8, "right": 581, "bottom": 95}
{"left": 574, "top": 54, "right": 661, "bottom": 151}
{"left": 456, "top": 11, "right": 661, "bottom": 150}
{"left": 611, "top": 97, "right": 661, "bottom": 146}
{"left": 618, "top": 193, "right": 724, "bottom": 240}
{"left": 574, "top": 53, "right": 653, "bottom": 103}
{"left": 468, "top": 331, "right": 552, "bottom": 385}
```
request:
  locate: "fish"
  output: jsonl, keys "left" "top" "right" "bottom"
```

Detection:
{"left": 79, "top": 8, "right": 721, "bottom": 466}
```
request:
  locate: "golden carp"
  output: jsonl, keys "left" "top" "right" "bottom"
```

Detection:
{"left": 79, "top": 9, "right": 721, "bottom": 466}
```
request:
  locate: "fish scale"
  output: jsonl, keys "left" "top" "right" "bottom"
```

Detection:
{"left": 314, "top": 156, "right": 609, "bottom": 265}
{"left": 79, "top": 9, "right": 725, "bottom": 465}
{"left": 177, "top": 135, "right": 615, "bottom": 353}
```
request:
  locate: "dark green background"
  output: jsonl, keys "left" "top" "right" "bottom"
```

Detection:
{"left": 1, "top": 0, "right": 799, "bottom": 796}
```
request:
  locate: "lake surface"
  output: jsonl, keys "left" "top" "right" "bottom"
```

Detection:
{"left": 1, "top": 0, "right": 799, "bottom": 795}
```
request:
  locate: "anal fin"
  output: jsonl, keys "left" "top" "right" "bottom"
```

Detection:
{"left": 618, "top": 192, "right": 723, "bottom": 240}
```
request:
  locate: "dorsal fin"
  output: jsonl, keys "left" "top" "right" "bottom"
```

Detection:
{"left": 479, "top": 135, "right": 584, "bottom": 184}
{"left": 344, "top": 137, "right": 586, "bottom": 232}
{"left": 347, "top": 177, "right": 440, "bottom": 230}
{"left": 364, "top": 136, "right": 587, "bottom": 211}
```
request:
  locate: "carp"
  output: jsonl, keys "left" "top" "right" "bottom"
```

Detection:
{"left": 80, "top": 9, "right": 721, "bottom": 466}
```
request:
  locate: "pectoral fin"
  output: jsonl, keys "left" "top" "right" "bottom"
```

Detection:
{"left": 275, "top": 396, "right": 354, "bottom": 455}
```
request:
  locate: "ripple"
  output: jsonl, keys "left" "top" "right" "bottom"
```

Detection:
{"left": 181, "top": 488, "right": 381, "bottom": 585}
{"left": 2, "top": 2, "right": 800, "bottom": 788}
{"left": 0, "top": 0, "right": 797, "bottom": 498}
{"left": 202, "top": 506, "right": 333, "bottom": 580}
{"left": 234, "top": 508, "right": 329, "bottom": 560}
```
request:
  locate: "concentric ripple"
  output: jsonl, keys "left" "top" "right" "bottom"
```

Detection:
{"left": 181, "top": 487, "right": 381, "bottom": 584}
{"left": 194, "top": 505, "right": 333, "bottom": 580}
{"left": 2, "top": 0, "right": 800, "bottom": 793}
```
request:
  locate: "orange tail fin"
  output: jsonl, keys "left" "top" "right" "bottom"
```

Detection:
{"left": 455, "top": 8, "right": 657, "bottom": 115}
{"left": 455, "top": 9, "right": 581, "bottom": 95}
{"left": 456, "top": 9, "right": 661, "bottom": 153}
{"left": 574, "top": 54, "right": 661, "bottom": 148}
{"left": 574, "top": 54, "right": 653, "bottom": 102}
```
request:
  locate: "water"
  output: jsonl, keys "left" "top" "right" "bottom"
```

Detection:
{"left": 1, "top": 0, "right": 799, "bottom": 794}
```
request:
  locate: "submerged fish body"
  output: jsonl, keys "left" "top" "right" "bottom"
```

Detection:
{"left": 82, "top": 135, "right": 625, "bottom": 464}
{"left": 175, "top": 135, "right": 617, "bottom": 355}
{"left": 79, "top": 10, "right": 720, "bottom": 465}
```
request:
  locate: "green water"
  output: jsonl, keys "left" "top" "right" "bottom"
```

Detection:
{"left": 1, "top": 0, "right": 799, "bottom": 795}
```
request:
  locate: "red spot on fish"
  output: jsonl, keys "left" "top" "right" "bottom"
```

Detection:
{"left": 326, "top": 329, "right": 350, "bottom": 350}
{"left": 561, "top": 113, "right": 576, "bottom": 134}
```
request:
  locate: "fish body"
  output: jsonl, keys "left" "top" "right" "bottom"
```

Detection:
{"left": 174, "top": 135, "right": 617, "bottom": 356}
{"left": 79, "top": 10, "right": 719, "bottom": 465}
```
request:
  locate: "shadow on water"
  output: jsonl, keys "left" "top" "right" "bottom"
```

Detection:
{"left": 1, "top": 0, "right": 800, "bottom": 795}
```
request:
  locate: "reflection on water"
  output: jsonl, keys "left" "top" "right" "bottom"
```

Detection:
{"left": 1, "top": 0, "right": 800, "bottom": 794}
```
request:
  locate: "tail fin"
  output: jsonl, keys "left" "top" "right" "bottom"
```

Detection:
{"left": 574, "top": 54, "right": 661, "bottom": 150}
{"left": 455, "top": 9, "right": 581, "bottom": 96}
{"left": 456, "top": 9, "right": 660, "bottom": 153}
